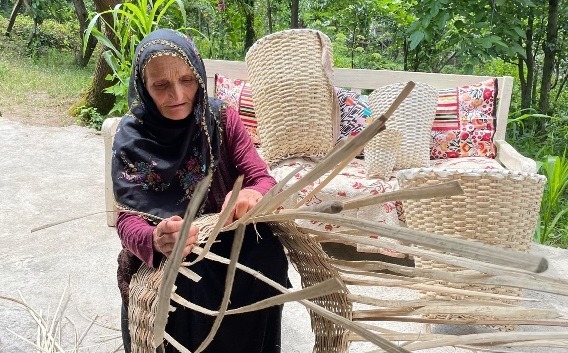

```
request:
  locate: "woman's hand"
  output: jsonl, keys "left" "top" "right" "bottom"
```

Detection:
{"left": 152, "top": 215, "right": 199, "bottom": 258}
{"left": 221, "top": 188, "right": 263, "bottom": 225}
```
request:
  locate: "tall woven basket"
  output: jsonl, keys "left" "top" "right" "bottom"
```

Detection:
{"left": 245, "top": 29, "right": 339, "bottom": 165}
{"left": 397, "top": 168, "right": 546, "bottom": 325}
{"left": 368, "top": 82, "right": 438, "bottom": 169}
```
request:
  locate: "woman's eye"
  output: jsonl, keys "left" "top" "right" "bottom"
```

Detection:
{"left": 154, "top": 82, "right": 167, "bottom": 89}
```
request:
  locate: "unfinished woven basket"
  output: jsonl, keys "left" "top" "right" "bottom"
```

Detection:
{"left": 397, "top": 168, "right": 546, "bottom": 324}
{"left": 245, "top": 29, "right": 339, "bottom": 165}
{"left": 128, "top": 214, "right": 221, "bottom": 352}
{"left": 368, "top": 82, "right": 438, "bottom": 169}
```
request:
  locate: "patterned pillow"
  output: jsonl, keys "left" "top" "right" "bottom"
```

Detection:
{"left": 430, "top": 78, "right": 498, "bottom": 159}
{"left": 335, "top": 87, "right": 372, "bottom": 142}
{"left": 215, "top": 74, "right": 259, "bottom": 145}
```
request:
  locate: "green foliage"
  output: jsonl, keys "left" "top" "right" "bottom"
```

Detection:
{"left": 537, "top": 153, "right": 568, "bottom": 246}
{"left": 77, "top": 105, "right": 107, "bottom": 130}
{"left": 84, "top": 0, "right": 188, "bottom": 116}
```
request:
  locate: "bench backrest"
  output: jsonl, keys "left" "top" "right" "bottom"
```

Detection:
{"left": 103, "top": 59, "right": 514, "bottom": 226}
{"left": 203, "top": 59, "right": 513, "bottom": 141}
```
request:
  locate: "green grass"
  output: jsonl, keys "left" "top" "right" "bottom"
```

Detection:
{"left": 0, "top": 15, "right": 95, "bottom": 125}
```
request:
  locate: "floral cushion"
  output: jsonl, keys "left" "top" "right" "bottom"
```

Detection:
{"left": 214, "top": 74, "right": 259, "bottom": 145}
{"left": 268, "top": 157, "right": 406, "bottom": 256}
{"left": 430, "top": 78, "right": 498, "bottom": 159}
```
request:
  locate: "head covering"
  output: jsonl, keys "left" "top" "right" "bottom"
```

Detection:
{"left": 111, "top": 28, "right": 222, "bottom": 222}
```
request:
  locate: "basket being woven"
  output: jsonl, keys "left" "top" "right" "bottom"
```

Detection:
{"left": 245, "top": 29, "right": 339, "bottom": 165}
{"left": 397, "top": 168, "right": 546, "bottom": 324}
{"left": 128, "top": 214, "right": 220, "bottom": 353}
{"left": 368, "top": 82, "right": 438, "bottom": 169}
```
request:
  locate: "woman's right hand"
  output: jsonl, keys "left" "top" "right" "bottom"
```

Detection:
{"left": 152, "top": 215, "right": 199, "bottom": 258}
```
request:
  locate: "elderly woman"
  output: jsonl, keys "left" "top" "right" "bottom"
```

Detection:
{"left": 111, "top": 28, "right": 289, "bottom": 353}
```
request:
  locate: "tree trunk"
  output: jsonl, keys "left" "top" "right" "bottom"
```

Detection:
{"left": 5, "top": 0, "right": 24, "bottom": 36}
{"left": 244, "top": 0, "right": 255, "bottom": 53}
{"left": 267, "top": 0, "right": 273, "bottom": 34}
{"left": 70, "top": 0, "right": 121, "bottom": 116}
{"left": 72, "top": 0, "right": 98, "bottom": 67}
{"left": 538, "top": 0, "right": 559, "bottom": 117}
{"left": 290, "top": 0, "right": 299, "bottom": 28}
{"left": 519, "top": 10, "right": 535, "bottom": 111}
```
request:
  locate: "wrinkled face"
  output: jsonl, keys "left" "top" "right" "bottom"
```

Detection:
{"left": 144, "top": 55, "right": 199, "bottom": 120}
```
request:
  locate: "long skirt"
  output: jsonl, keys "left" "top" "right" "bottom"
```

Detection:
{"left": 122, "top": 222, "right": 289, "bottom": 353}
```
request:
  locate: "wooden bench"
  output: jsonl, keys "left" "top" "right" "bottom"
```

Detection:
{"left": 102, "top": 59, "right": 536, "bottom": 226}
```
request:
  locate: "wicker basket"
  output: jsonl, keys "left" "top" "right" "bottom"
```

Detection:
{"left": 128, "top": 214, "right": 220, "bottom": 352}
{"left": 364, "top": 128, "right": 403, "bottom": 179}
{"left": 368, "top": 82, "right": 438, "bottom": 169}
{"left": 397, "top": 168, "right": 546, "bottom": 325}
{"left": 245, "top": 29, "right": 339, "bottom": 165}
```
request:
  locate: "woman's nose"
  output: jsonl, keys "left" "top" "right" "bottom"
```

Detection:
{"left": 170, "top": 83, "right": 183, "bottom": 100}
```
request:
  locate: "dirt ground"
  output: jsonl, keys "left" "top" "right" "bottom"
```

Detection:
{"left": 1, "top": 95, "right": 78, "bottom": 127}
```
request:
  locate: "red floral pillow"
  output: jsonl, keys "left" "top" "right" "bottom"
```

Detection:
{"left": 430, "top": 78, "right": 498, "bottom": 159}
{"left": 215, "top": 74, "right": 260, "bottom": 145}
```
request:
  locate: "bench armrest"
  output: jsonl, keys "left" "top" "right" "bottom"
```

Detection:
{"left": 102, "top": 117, "right": 122, "bottom": 227}
{"left": 494, "top": 139, "right": 537, "bottom": 173}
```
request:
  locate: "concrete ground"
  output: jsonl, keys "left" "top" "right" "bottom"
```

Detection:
{"left": 1, "top": 116, "right": 568, "bottom": 353}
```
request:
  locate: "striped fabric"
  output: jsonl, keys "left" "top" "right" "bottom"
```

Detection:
{"left": 430, "top": 78, "right": 498, "bottom": 159}
{"left": 215, "top": 74, "right": 260, "bottom": 145}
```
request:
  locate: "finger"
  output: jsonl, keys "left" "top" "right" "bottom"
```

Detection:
{"left": 221, "top": 191, "right": 233, "bottom": 211}
{"left": 233, "top": 200, "right": 249, "bottom": 220}
{"left": 182, "top": 244, "right": 194, "bottom": 258}
{"left": 224, "top": 207, "right": 236, "bottom": 226}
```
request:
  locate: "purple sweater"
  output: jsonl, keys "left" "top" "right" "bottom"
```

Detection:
{"left": 116, "top": 107, "right": 276, "bottom": 268}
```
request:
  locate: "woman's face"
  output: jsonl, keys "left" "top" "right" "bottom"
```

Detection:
{"left": 144, "top": 55, "right": 199, "bottom": 120}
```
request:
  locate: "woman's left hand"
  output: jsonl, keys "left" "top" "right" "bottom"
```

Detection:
{"left": 221, "top": 188, "right": 263, "bottom": 225}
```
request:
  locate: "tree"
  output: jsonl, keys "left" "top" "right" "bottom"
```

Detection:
{"left": 69, "top": 0, "right": 120, "bottom": 116}
{"left": 406, "top": 0, "right": 566, "bottom": 122}
{"left": 72, "top": 0, "right": 98, "bottom": 67}
{"left": 290, "top": 0, "right": 298, "bottom": 28}
{"left": 5, "top": 0, "right": 24, "bottom": 36}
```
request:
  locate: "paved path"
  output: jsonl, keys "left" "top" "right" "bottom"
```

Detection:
{"left": 1, "top": 117, "right": 567, "bottom": 353}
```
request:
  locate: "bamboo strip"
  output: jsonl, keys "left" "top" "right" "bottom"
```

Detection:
{"left": 342, "top": 181, "right": 464, "bottom": 210}
{"left": 193, "top": 225, "right": 245, "bottom": 353}
{"left": 153, "top": 173, "right": 212, "bottom": 348}
{"left": 293, "top": 146, "right": 364, "bottom": 209}
{"left": 185, "top": 175, "right": 244, "bottom": 266}
{"left": 403, "top": 332, "right": 568, "bottom": 351}
{"left": 351, "top": 305, "right": 560, "bottom": 320}
{"left": 241, "top": 82, "right": 415, "bottom": 223}
{"left": 170, "top": 278, "right": 344, "bottom": 316}
{"left": 195, "top": 245, "right": 412, "bottom": 353}
{"left": 255, "top": 211, "right": 548, "bottom": 273}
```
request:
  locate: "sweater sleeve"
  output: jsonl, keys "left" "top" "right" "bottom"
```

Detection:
{"left": 116, "top": 212, "right": 162, "bottom": 268}
{"left": 224, "top": 107, "right": 276, "bottom": 195}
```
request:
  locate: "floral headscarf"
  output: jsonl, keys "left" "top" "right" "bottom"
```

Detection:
{"left": 111, "top": 28, "right": 222, "bottom": 222}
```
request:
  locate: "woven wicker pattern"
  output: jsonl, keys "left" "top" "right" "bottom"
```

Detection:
{"left": 364, "top": 128, "right": 403, "bottom": 179}
{"left": 397, "top": 168, "right": 546, "bottom": 323}
{"left": 368, "top": 82, "right": 438, "bottom": 169}
{"left": 128, "top": 214, "right": 220, "bottom": 352}
{"left": 270, "top": 221, "right": 351, "bottom": 353}
{"left": 245, "top": 29, "right": 338, "bottom": 165}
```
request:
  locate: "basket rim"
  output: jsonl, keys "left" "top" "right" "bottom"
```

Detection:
{"left": 396, "top": 167, "right": 546, "bottom": 183}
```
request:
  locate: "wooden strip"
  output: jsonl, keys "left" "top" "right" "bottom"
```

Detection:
{"left": 185, "top": 175, "right": 243, "bottom": 266}
{"left": 196, "top": 248, "right": 412, "bottom": 353}
{"left": 255, "top": 211, "right": 548, "bottom": 273}
{"left": 153, "top": 173, "right": 212, "bottom": 348}
{"left": 194, "top": 225, "right": 245, "bottom": 353}
{"left": 342, "top": 181, "right": 463, "bottom": 210}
